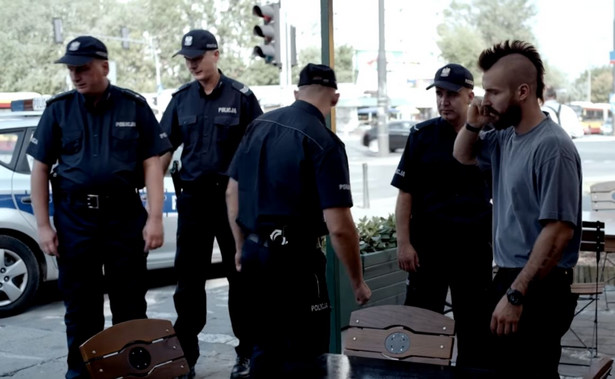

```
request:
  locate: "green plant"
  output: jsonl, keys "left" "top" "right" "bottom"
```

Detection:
{"left": 356, "top": 213, "right": 397, "bottom": 254}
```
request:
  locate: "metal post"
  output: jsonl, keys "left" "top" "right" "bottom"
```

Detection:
{"left": 150, "top": 36, "right": 163, "bottom": 94}
{"left": 362, "top": 163, "right": 370, "bottom": 208}
{"left": 376, "top": 0, "right": 389, "bottom": 156}
{"left": 278, "top": 1, "right": 290, "bottom": 90}
{"left": 320, "top": 0, "right": 341, "bottom": 355}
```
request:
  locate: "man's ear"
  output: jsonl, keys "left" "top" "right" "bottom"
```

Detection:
{"left": 331, "top": 92, "right": 340, "bottom": 107}
{"left": 102, "top": 60, "right": 110, "bottom": 76}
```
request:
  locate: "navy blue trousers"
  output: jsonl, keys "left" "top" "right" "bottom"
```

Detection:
{"left": 173, "top": 183, "right": 252, "bottom": 367}
{"left": 53, "top": 193, "right": 148, "bottom": 379}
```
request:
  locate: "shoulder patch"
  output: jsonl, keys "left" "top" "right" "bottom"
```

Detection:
{"left": 119, "top": 87, "right": 147, "bottom": 104}
{"left": 46, "top": 90, "right": 76, "bottom": 105}
{"left": 231, "top": 81, "right": 253, "bottom": 96}
{"left": 172, "top": 82, "right": 191, "bottom": 97}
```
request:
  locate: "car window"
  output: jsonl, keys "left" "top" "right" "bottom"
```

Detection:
{"left": 389, "top": 121, "right": 415, "bottom": 131}
{"left": 0, "top": 129, "right": 24, "bottom": 170}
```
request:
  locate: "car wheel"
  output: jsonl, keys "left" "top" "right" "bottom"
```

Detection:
{"left": 0, "top": 235, "right": 41, "bottom": 317}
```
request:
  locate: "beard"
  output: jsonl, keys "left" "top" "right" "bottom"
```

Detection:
{"left": 487, "top": 102, "right": 522, "bottom": 130}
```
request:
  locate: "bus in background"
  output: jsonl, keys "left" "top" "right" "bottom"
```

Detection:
{"left": 569, "top": 101, "right": 612, "bottom": 135}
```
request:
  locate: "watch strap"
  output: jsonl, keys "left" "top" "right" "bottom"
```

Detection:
{"left": 465, "top": 123, "right": 482, "bottom": 133}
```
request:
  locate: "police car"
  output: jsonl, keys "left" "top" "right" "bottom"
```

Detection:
{"left": 0, "top": 98, "right": 178, "bottom": 317}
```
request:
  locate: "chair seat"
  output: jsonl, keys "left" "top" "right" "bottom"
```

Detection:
{"left": 343, "top": 305, "right": 455, "bottom": 366}
{"left": 79, "top": 318, "right": 189, "bottom": 379}
{"left": 571, "top": 282, "right": 605, "bottom": 296}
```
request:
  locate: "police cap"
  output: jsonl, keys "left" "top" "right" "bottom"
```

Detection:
{"left": 55, "top": 36, "right": 108, "bottom": 66}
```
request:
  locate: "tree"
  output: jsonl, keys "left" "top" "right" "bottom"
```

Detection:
{"left": 571, "top": 66, "right": 613, "bottom": 103}
{"left": 0, "top": 0, "right": 356, "bottom": 94}
{"left": 436, "top": 0, "right": 538, "bottom": 87}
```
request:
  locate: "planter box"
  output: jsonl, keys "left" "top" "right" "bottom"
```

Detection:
{"left": 337, "top": 247, "right": 407, "bottom": 329}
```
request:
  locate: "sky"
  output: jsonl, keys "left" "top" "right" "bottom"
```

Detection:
{"left": 284, "top": 0, "right": 614, "bottom": 82}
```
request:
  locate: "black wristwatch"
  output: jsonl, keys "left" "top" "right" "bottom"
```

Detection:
{"left": 465, "top": 123, "right": 482, "bottom": 133}
{"left": 506, "top": 288, "right": 524, "bottom": 306}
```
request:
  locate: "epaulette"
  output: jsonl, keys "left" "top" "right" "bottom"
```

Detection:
{"left": 231, "top": 81, "right": 253, "bottom": 96}
{"left": 119, "top": 87, "right": 147, "bottom": 104}
{"left": 409, "top": 120, "right": 429, "bottom": 134}
{"left": 46, "top": 90, "right": 76, "bottom": 105}
{"left": 172, "top": 82, "right": 191, "bottom": 97}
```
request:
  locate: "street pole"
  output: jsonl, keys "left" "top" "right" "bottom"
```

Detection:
{"left": 278, "top": 1, "right": 290, "bottom": 95}
{"left": 376, "top": 0, "right": 389, "bottom": 156}
{"left": 148, "top": 36, "right": 163, "bottom": 94}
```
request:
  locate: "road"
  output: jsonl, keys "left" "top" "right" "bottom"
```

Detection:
{"left": 345, "top": 133, "right": 615, "bottom": 216}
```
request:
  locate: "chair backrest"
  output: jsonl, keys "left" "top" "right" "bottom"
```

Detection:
{"left": 572, "top": 221, "right": 606, "bottom": 293}
{"left": 590, "top": 181, "right": 615, "bottom": 211}
{"left": 583, "top": 356, "right": 613, "bottom": 379}
{"left": 79, "top": 318, "right": 189, "bottom": 379}
{"left": 581, "top": 221, "right": 605, "bottom": 258}
{"left": 343, "top": 304, "right": 455, "bottom": 365}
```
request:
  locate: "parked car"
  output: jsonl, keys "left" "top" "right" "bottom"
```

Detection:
{"left": 601, "top": 118, "right": 613, "bottom": 136}
{"left": 0, "top": 99, "right": 178, "bottom": 317}
{"left": 361, "top": 120, "right": 418, "bottom": 152}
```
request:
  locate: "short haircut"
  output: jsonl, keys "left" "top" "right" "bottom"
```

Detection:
{"left": 478, "top": 40, "right": 545, "bottom": 102}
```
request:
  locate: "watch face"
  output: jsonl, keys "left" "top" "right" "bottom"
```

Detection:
{"left": 507, "top": 288, "right": 523, "bottom": 305}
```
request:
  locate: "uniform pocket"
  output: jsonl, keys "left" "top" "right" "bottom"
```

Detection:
{"left": 61, "top": 129, "right": 82, "bottom": 155}
{"left": 111, "top": 126, "right": 139, "bottom": 162}
{"left": 214, "top": 115, "right": 241, "bottom": 162}
{"left": 179, "top": 115, "right": 199, "bottom": 148}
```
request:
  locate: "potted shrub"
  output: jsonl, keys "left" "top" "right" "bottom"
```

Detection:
{"left": 336, "top": 214, "right": 407, "bottom": 329}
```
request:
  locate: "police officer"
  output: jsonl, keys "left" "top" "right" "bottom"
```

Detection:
{"left": 27, "top": 36, "right": 171, "bottom": 379}
{"left": 226, "top": 63, "right": 372, "bottom": 378}
{"left": 391, "top": 63, "right": 493, "bottom": 369}
{"left": 159, "top": 29, "right": 263, "bottom": 379}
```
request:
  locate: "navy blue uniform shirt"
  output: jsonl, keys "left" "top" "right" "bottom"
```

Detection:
{"left": 27, "top": 85, "right": 171, "bottom": 193}
{"left": 227, "top": 100, "right": 352, "bottom": 235}
{"left": 160, "top": 72, "right": 263, "bottom": 182}
{"left": 390, "top": 117, "right": 491, "bottom": 227}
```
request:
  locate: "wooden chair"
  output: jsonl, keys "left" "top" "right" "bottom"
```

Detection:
{"left": 583, "top": 356, "right": 614, "bottom": 379}
{"left": 79, "top": 318, "right": 189, "bottom": 379}
{"left": 589, "top": 181, "right": 615, "bottom": 309}
{"left": 566, "top": 221, "right": 606, "bottom": 358}
{"left": 590, "top": 181, "right": 615, "bottom": 211}
{"left": 343, "top": 304, "right": 455, "bottom": 365}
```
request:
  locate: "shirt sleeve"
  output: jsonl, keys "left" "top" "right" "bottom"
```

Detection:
{"left": 26, "top": 106, "right": 60, "bottom": 165}
{"left": 137, "top": 101, "right": 172, "bottom": 160}
{"left": 390, "top": 128, "right": 418, "bottom": 193}
{"left": 314, "top": 143, "right": 353, "bottom": 209}
{"left": 159, "top": 95, "right": 183, "bottom": 150}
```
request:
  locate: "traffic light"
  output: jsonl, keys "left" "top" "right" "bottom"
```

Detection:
{"left": 252, "top": 3, "right": 281, "bottom": 67}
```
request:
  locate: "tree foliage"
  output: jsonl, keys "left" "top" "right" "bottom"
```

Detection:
{"left": 436, "top": 0, "right": 539, "bottom": 86}
{"left": 571, "top": 66, "right": 614, "bottom": 103}
{"left": 0, "top": 0, "right": 355, "bottom": 95}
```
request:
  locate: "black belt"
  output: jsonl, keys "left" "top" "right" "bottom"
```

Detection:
{"left": 56, "top": 191, "right": 139, "bottom": 210}
{"left": 181, "top": 175, "right": 229, "bottom": 192}
{"left": 246, "top": 232, "right": 322, "bottom": 249}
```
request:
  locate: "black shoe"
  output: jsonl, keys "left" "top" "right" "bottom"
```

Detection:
{"left": 175, "top": 365, "right": 195, "bottom": 379}
{"left": 230, "top": 356, "right": 250, "bottom": 379}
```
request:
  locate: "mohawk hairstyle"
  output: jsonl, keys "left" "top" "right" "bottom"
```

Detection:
{"left": 478, "top": 40, "right": 545, "bottom": 102}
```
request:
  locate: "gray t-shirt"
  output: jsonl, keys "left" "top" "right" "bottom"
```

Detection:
{"left": 477, "top": 116, "right": 582, "bottom": 268}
